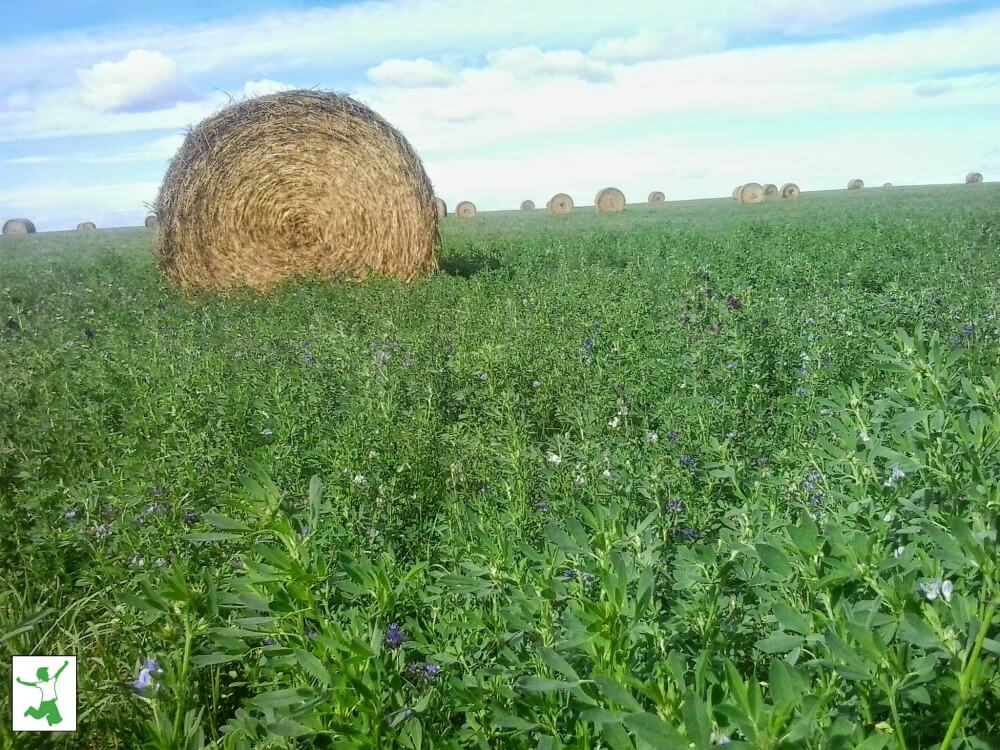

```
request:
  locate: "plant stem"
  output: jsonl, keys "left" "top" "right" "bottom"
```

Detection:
{"left": 939, "top": 599, "right": 997, "bottom": 750}
{"left": 172, "top": 612, "right": 195, "bottom": 750}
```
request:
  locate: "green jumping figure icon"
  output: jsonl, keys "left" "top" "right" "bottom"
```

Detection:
{"left": 16, "top": 660, "right": 69, "bottom": 726}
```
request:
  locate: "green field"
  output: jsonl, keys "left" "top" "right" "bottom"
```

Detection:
{"left": 2, "top": 185, "right": 999, "bottom": 749}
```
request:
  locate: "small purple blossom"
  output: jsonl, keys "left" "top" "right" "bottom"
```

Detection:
{"left": 373, "top": 350, "right": 390, "bottom": 367}
{"left": 679, "top": 455, "right": 697, "bottom": 471}
{"left": 725, "top": 295, "right": 743, "bottom": 310}
{"left": 131, "top": 658, "right": 161, "bottom": 695}
{"left": 677, "top": 528, "right": 701, "bottom": 542}
{"left": 304, "top": 351, "right": 315, "bottom": 365}
{"left": 183, "top": 511, "right": 199, "bottom": 527}
{"left": 93, "top": 523, "right": 112, "bottom": 538}
{"left": 533, "top": 500, "right": 550, "bottom": 514}
{"left": 305, "top": 626, "right": 319, "bottom": 638}
{"left": 725, "top": 362, "right": 737, "bottom": 371}
{"left": 385, "top": 623, "right": 407, "bottom": 649}
{"left": 795, "top": 386, "right": 807, "bottom": 396}
{"left": 884, "top": 467, "right": 906, "bottom": 488}
{"left": 406, "top": 662, "right": 441, "bottom": 681}
{"left": 665, "top": 499, "right": 684, "bottom": 513}
{"left": 668, "top": 430, "right": 682, "bottom": 442}
{"left": 962, "top": 323, "right": 975, "bottom": 336}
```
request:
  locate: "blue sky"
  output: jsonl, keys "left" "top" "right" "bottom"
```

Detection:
{"left": 1, "top": 0, "right": 998, "bottom": 230}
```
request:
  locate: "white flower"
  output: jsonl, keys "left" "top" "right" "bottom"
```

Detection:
{"left": 601, "top": 469, "right": 612, "bottom": 478}
{"left": 884, "top": 467, "right": 906, "bottom": 488}
{"left": 645, "top": 431, "right": 658, "bottom": 444}
{"left": 893, "top": 546, "right": 906, "bottom": 559}
{"left": 353, "top": 475, "right": 368, "bottom": 486}
{"left": 711, "top": 734, "right": 732, "bottom": 746}
{"left": 859, "top": 429, "right": 870, "bottom": 443}
{"left": 941, "top": 580, "right": 954, "bottom": 602}
{"left": 574, "top": 475, "right": 586, "bottom": 485}
{"left": 608, "top": 416, "right": 621, "bottom": 430}
{"left": 259, "top": 428, "right": 273, "bottom": 437}
{"left": 883, "top": 512, "right": 894, "bottom": 523}
{"left": 546, "top": 452, "right": 562, "bottom": 466}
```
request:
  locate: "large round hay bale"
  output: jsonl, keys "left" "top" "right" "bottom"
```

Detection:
{"left": 965, "top": 172, "right": 983, "bottom": 184}
{"left": 77, "top": 221, "right": 97, "bottom": 231}
{"left": 434, "top": 198, "right": 447, "bottom": 218}
{"left": 594, "top": 187, "right": 626, "bottom": 213}
{"left": 2, "top": 218, "right": 36, "bottom": 235}
{"left": 456, "top": 201, "right": 477, "bottom": 218}
{"left": 732, "top": 186, "right": 743, "bottom": 202}
{"left": 739, "top": 182, "right": 764, "bottom": 204}
{"left": 145, "top": 214, "right": 159, "bottom": 229}
{"left": 648, "top": 191, "right": 665, "bottom": 205}
{"left": 847, "top": 178, "right": 864, "bottom": 190}
{"left": 780, "top": 183, "right": 800, "bottom": 199}
{"left": 549, "top": 193, "right": 574, "bottom": 215}
{"left": 763, "top": 184, "right": 778, "bottom": 196}
{"left": 521, "top": 200, "right": 535, "bottom": 211}
{"left": 155, "top": 90, "right": 438, "bottom": 292}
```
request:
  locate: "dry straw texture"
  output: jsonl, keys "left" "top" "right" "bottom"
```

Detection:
{"left": 2, "top": 218, "right": 36, "bottom": 235}
{"left": 594, "top": 187, "right": 626, "bottom": 213}
{"left": 549, "top": 193, "right": 574, "bottom": 215}
{"left": 781, "top": 183, "right": 801, "bottom": 199}
{"left": 145, "top": 215, "right": 160, "bottom": 229}
{"left": 739, "top": 182, "right": 764, "bottom": 204}
{"left": 456, "top": 201, "right": 477, "bottom": 218}
{"left": 848, "top": 179, "right": 864, "bottom": 190}
{"left": 648, "top": 191, "right": 665, "bottom": 205}
{"left": 155, "top": 90, "right": 438, "bottom": 293}
{"left": 521, "top": 200, "right": 535, "bottom": 210}
{"left": 434, "top": 198, "right": 447, "bottom": 218}
{"left": 966, "top": 172, "right": 983, "bottom": 184}
{"left": 763, "top": 184, "right": 778, "bottom": 196}
{"left": 77, "top": 221, "right": 97, "bottom": 231}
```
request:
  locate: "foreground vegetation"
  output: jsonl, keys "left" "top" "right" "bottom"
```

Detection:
{"left": 2, "top": 185, "right": 999, "bottom": 749}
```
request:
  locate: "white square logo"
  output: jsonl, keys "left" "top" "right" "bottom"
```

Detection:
{"left": 11, "top": 656, "right": 77, "bottom": 733}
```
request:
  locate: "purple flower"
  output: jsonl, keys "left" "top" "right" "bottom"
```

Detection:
{"left": 85, "top": 328, "right": 95, "bottom": 340}
{"left": 962, "top": 323, "right": 974, "bottom": 336}
{"left": 305, "top": 626, "right": 318, "bottom": 638}
{"left": 374, "top": 350, "right": 390, "bottom": 367}
{"left": 679, "top": 456, "right": 697, "bottom": 471}
{"left": 93, "top": 523, "right": 112, "bottom": 538}
{"left": 725, "top": 296, "right": 743, "bottom": 310}
{"left": 533, "top": 500, "right": 550, "bottom": 514}
{"left": 444, "top": 345, "right": 454, "bottom": 356}
{"left": 478, "top": 372, "right": 488, "bottom": 382}
{"left": 795, "top": 386, "right": 807, "bottom": 396}
{"left": 725, "top": 362, "right": 737, "bottom": 371}
{"left": 149, "top": 485, "right": 166, "bottom": 497}
{"left": 385, "top": 623, "right": 407, "bottom": 649}
{"left": 304, "top": 351, "right": 315, "bottom": 364}
{"left": 131, "top": 658, "right": 161, "bottom": 695}
{"left": 183, "top": 511, "right": 199, "bottom": 527}
{"left": 665, "top": 499, "right": 684, "bottom": 513}
{"left": 677, "top": 528, "right": 701, "bottom": 542}
{"left": 668, "top": 430, "right": 683, "bottom": 442}
{"left": 406, "top": 662, "right": 441, "bottom": 681}
{"left": 262, "top": 638, "right": 276, "bottom": 646}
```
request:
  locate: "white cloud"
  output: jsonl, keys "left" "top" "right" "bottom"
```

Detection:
{"left": 243, "top": 79, "right": 296, "bottom": 98}
{"left": 590, "top": 28, "right": 725, "bottom": 62}
{"left": 486, "top": 46, "right": 614, "bottom": 83}
{"left": 77, "top": 50, "right": 194, "bottom": 113}
{"left": 367, "top": 59, "right": 453, "bottom": 88}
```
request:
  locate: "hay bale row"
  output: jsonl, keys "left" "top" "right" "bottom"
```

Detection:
{"left": 154, "top": 89, "right": 438, "bottom": 293}
{"left": 145, "top": 214, "right": 160, "bottom": 229}
{"left": 2, "top": 218, "right": 36, "bottom": 235}
{"left": 966, "top": 172, "right": 983, "bottom": 184}
{"left": 521, "top": 200, "right": 535, "bottom": 211}
{"left": 549, "top": 193, "right": 574, "bottom": 215}
{"left": 847, "top": 178, "right": 864, "bottom": 190}
{"left": 594, "top": 187, "right": 625, "bottom": 213}
{"left": 434, "top": 198, "right": 447, "bottom": 218}
{"left": 732, "top": 182, "right": 764, "bottom": 204}
{"left": 763, "top": 184, "right": 778, "bottom": 196}
{"left": 648, "top": 191, "right": 665, "bottom": 205}
{"left": 77, "top": 221, "right": 97, "bottom": 232}
{"left": 883, "top": 182, "right": 893, "bottom": 188}
{"left": 456, "top": 201, "right": 476, "bottom": 218}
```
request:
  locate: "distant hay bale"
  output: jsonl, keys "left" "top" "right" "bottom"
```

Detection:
{"left": 648, "top": 191, "right": 665, "bottom": 205}
{"left": 847, "top": 179, "right": 864, "bottom": 190}
{"left": 965, "top": 172, "right": 983, "bottom": 184}
{"left": 155, "top": 90, "right": 438, "bottom": 293}
{"left": 434, "top": 198, "right": 448, "bottom": 218}
{"left": 883, "top": 182, "right": 893, "bottom": 188}
{"left": 521, "top": 200, "right": 535, "bottom": 211}
{"left": 780, "top": 183, "right": 800, "bottom": 199}
{"left": 2, "top": 218, "right": 37, "bottom": 235}
{"left": 77, "top": 221, "right": 97, "bottom": 231}
{"left": 548, "top": 193, "right": 574, "bottom": 215}
{"left": 739, "top": 182, "right": 764, "bottom": 204}
{"left": 456, "top": 201, "right": 477, "bottom": 218}
{"left": 732, "top": 186, "right": 743, "bottom": 202}
{"left": 145, "top": 214, "right": 159, "bottom": 229}
{"left": 594, "top": 187, "right": 626, "bottom": 213}
{"left": 763, "top": 184, "right": 778, "bottom": 196}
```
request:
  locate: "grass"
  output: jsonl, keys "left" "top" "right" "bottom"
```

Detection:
{"left": 1, "top": 185, "right": 999, "bottom": 749}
